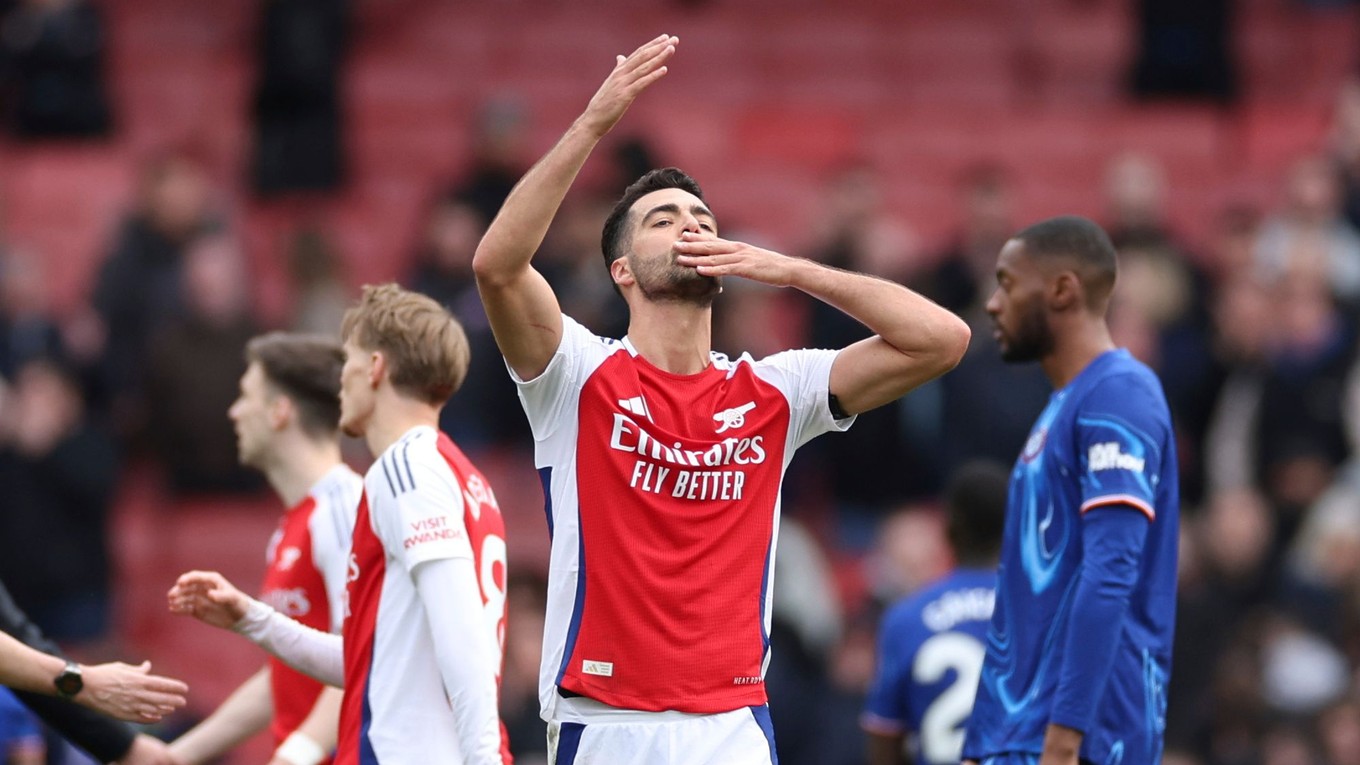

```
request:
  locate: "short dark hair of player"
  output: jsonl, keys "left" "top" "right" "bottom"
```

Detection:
{"left": 1012, "top": 215, "right": 1118, "bottom": 309}
{"left": 944, "top": 460, "right": 1009, "bottom": 567}
{"left": 600, "top": 167, "right": 707, "bottom": 269}
{"left": 246, "top": 332, "right": 345, "bottom": 438}
{"left": 340, "top": 283, "right": 471, "bottom": 406}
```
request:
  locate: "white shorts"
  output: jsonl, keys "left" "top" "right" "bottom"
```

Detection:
{"left": 547, "top": 697, "right": 777, "bottom": 765}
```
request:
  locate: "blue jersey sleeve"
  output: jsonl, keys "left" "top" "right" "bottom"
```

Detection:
{"left": 1050, "top": 496, "right": 1149, "bottom": 734}
{"left": 862, "top": 604, "right": 918, "bottom": 734}
{"left": 1075, "top": 375, "right": 1169, "bottom": 521}
{"left": 0, "top": 688, "right": 42, "bottom": 748}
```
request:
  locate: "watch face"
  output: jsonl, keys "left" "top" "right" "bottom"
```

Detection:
{"left": 54, "top": 665, "right": 82, "bottom": 697}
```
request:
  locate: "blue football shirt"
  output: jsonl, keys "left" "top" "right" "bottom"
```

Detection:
{"left": 963, "top": 349, "right": 1178, "bottom": 765}
{"left": 863, "top": 568, "right": 996, "bottom": 765}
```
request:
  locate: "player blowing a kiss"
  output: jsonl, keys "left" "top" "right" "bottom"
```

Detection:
{"left": 169, "top": 285, "right": 512, "bottom": 765}
{"left": 472, "top": 33, "right": 971, "bottom": 764}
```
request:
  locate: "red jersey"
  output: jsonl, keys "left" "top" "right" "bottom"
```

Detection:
{"left": 513, "top": 316, "right": 852, "bottom": 719}
{"left": 259, "top": 465, "right": 362, "bottom": 749}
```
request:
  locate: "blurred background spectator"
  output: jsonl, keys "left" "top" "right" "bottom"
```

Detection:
{"left": 3, "top": 0, "right": 1360, "bottom": 762}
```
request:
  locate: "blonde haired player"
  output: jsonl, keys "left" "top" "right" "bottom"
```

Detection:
{"left": 170, "top": 285, "right": 512, "bottom": 764}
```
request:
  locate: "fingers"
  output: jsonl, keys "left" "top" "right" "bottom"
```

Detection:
{"left": 617, "top": 35, "right": 677, "bottom": 80}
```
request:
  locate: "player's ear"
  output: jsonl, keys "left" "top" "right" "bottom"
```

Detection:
{"left": 267, "top": 395, "right": 292, "bottom": 431}
{"left": 610, "top": 256, "right": 634, "bottom": 288}
{"left": 369, "top": 351, "right": 386, "bottom": 388}
{"left": 1050, "top": 270, "right": 1082, "bottom": 312}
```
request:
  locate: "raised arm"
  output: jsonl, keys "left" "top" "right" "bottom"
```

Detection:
{"left": 168, "top": 666, "right": 273, "bottom": 765}
{"left": 473, "top": 33, "right": 677, "bottom": 380}
{"left": 673, "top": 232, "right": 971, "bottom": 414}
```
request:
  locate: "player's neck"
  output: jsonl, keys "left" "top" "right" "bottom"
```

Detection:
{"left": 363, "top": 391, "right": 441, "bottom": 457}
{"left": 264, "top": 435, "right": 344, "bottom": 508}
{"left": 625, "top": 301, "right": 712, "bottom": 375}
{"left": 1042, "top": 319, "right": 1116, "bottom": 389}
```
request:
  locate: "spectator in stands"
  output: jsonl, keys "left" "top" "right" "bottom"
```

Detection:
{"left": 450, "top": 97, "right": 531, "bottom": 225}
{"left": 251, "top": 0, "right": 348, "bottom": 196}
{"left": 1256, "top": 154, "right": 1360, "bottom": 305}
{"left": 91, "top": 149, "right": 216, "bottom": 433}
{"left": 500, "top": 572, "right": 548, "bottom": 765}
{"left": 0, "top": 252, "right": 62, "bottom": 381}
{"left": 1330, "top": 78, "right": 1360, "bottom": 231}
{"left": 144, "top": 233, "right": 262, "bottom": 495}
{"left": 1129, "top": 0, "right": 1236, "bottom": 102}
{"left": 922, "top": 166, "right": 1051, "bottom": 478}
{"left": 0, "top": 356, "right": 116, "bottom": 644}
{"left": 285, "top": 224, "right": 351, "bottom": 336}
{"left": 408, "top": 191, "right": 524, "bottom": 449}
{"left": 0, "top": 0, "right": 111, "bottom": 139}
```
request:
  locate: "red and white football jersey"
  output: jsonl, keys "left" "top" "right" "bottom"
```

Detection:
{"left": 337, "top": 426, "right": 511, "bottom": 765}
{"left": 259, "top": 464, "right": 362, "bottom": 750}
{"left": 514, "top": 316, "right": 852, "bottom": 719}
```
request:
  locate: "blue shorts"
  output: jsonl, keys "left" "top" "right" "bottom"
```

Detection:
{"left": 981, "top": 755, "right": 1096, "bottom": 765}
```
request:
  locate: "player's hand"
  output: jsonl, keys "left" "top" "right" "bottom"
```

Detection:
{"left": 77, "top": 661, "right": 187, "bottom": 724}
{"left": 167, "top": 570, "right": 250, "bottom": 629}
{"left": 117, "top": 734, "right": 181, "bottom": 765}
{"left": 673, "top": 231, "right": 801, "bottom": 287}
{"left": 578, "top": 33, "right": 677, "bottom": 138}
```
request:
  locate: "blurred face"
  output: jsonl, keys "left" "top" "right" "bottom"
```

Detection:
{"left": 986, "top": 239, "right": 1055, "bottom": 363}
{"left": 621, "top": 188, "right": 721, "bottom": 305}
{"left": 338, "top": 338, "right": 376, "bottom": 438}
{"left": 228, "top": 362, "right": 276, "bottom": 468}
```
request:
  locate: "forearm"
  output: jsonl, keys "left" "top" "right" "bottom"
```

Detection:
{"left": 1051, "top": 509, "right": 1146, "bottom": 733}
{"left": 785, "top": 258, "right": 967, "bottom": 360}
{"left": 170, "top": 666, "right": 273, "bottom": 764}
{"left": 474, "top": 122, "right": 602, "bottom": 283}
{"left": 281, "top": 685, "right": 342, "bottom": 755}
{"left": 414, "top": 559, "right": 502, "bottom": 765}
{"left": 234, "top": 601, "right": 344, "bottom": 687}
{"left": 0, "top": 630, "right": 72, "bottom": 695}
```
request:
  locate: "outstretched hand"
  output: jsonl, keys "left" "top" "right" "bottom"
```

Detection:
{"left": 167, "top": 571, "right": 250, "bottom": 630}
{"left": 79, "top": 661, "right": 187, "bottom": 724}
{"left": 673, "top": 231, "right": 803, "bottom": 287}
{"left": 579, "top": 34, "right": 678, "bottom": 138}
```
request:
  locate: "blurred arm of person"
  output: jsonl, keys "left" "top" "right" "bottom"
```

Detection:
{"left": 0, "top": 630, "right": 186, "bottom": 724}
{"left": 167, "top": 667, "right": 272, "bottom": 765}
{"left": 0, "top": 580, "right": 176, "bottom": 764}
{"left": 167, "top": 572, "right": 343, "bottom": 687}
{"left": 263, "top": 686, "right": 342, "bottom": 765}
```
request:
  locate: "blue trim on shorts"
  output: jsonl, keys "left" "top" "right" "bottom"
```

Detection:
{"left": 557, "top": 722, "right": 586, "bottom": 765}
{"left": 750, "top": 705, "right": 779, "bottom": 764}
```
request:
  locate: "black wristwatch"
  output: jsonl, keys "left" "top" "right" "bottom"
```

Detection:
{"left": 53, "top": 660, "right": 83, "bottom": 698}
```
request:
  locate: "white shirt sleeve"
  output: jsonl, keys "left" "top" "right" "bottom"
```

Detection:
{"left": 370, "top": 442, "right": 473, "bottom": 572}
{"left": 509, "top": 314, "right": 614, "bottom": 442}
{"left": 235, "top": 600, "right": 344, "bottom": 687}
{"left": 412, "top": 557, "right": 502, "bottom": 765}
{"left": 751, "top": 347, "right": 855, "bottom": 450}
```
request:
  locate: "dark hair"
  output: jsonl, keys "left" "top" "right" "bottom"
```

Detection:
{"left": 245, "top": 332, "right": 345, "bottom": 438}
{"left": 1013, "top": 215, "right": 1118, "bottom": 306}
{"left": 944, "top": 460, "right": 1009, "bottom": 565}
{"left": 600, "top": 167, "right": 706, "bottom": 269}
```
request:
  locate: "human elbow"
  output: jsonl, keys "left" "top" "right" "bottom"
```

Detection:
{"left": 932, "top": 313, "right": 971, "bottom": 373}
{"left": 471, "top": 241, "right": 513, "bottom": 287}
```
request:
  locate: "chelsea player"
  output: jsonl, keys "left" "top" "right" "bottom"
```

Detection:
{"left": 963, "top": 216, "right": 1179, "bottom": 765}
{"left": 863, "top": 460, "right": 1008, "bottom": 765}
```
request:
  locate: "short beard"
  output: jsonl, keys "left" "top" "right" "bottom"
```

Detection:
{"left": 629, "top": 254, "right": 720, "bottom": 307}
{"left": 999, "top": 301, "right": 1055, "bottom": 363}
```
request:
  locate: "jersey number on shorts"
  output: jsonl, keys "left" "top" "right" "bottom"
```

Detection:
{"left": 913, "top": 632, "right": 985, "bottom": 764}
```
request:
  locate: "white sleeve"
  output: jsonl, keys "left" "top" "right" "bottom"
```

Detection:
{"left": 234, "top": 600, "right": 344, "bottom": 687}
{"left": 371, "top": 443, "right": 473, "bottom": 572}
{"left": 509, "top": 314, "right": 610, "bottom": 442}
{"left": 412, "top": 557, "right": 502, "bottom": 765}
{"left": 312, "top": 478, "right": 360, "bottom": 635}
{"left": 752, "top": 347, "right": 856, "bottom": 449}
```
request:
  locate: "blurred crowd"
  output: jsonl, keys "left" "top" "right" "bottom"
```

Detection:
{"left": 2, "top": 1, "right": 1360, "bottom": 765}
